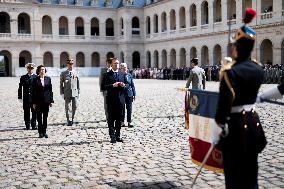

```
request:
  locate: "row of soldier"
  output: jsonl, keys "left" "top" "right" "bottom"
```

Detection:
{"left": 18, "top": 58, "right": 136, "bottom": 141}
{"left": 129, "top": 63, "right": 284, "bottom": 84}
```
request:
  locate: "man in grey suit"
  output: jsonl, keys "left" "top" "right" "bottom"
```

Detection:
{"left": 60, "top": 58, "right": 80, "bottom": 126}
{"left": 186, "top": 58, "right": 206, "bottom": 90}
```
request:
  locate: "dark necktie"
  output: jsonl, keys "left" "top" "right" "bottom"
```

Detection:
{"left": 114, "top": 72, "right": 118, "bottom": 81}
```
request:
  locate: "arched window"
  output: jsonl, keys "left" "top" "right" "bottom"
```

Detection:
{"left": 132, "top": 17, "right": 140, "bottom": 35}
{"left": 179, "top": 7, "right": 186, "bottom": 28}
{"left": 120, "top": 17, "right": 124, "bottom": 35}
{"left": 161, "top": 12, "right": 167, "bottom": 32}
{"left": 132, "top": 51, "right": 140, "bottom": 68}
{"left": 153, "top": 14, "right": 158, "bottom": 33}
{"left": 213, "top": 0, "right": 222, "bottom": 23}
{"left": 19, "top": 50, "right": 32, "bottom": 67}
{"left": 146, "top": 51, "right": 151, "bottom": 68}
{"left": 260, "top": 39, "right": 273, "bottom": 65}
{"left": 18, "top": 13, "right": 31, "bottom": 34}
{"left": 154, "top": 50, "right": 159, "bottom": 68}
{"left": 60, "top": 52, "right": 69, "bottom": 68}
{"left": 43, "top": 52, "right": 53, "bottom": 67}
{"left": 146, "top": 16, "right": 151, "bottom": 34}
{"left": 0, "top": 12, "right": 11, "bottom": 33}
{"left": 91, "top": 17, "right": 99, "bottom": 36}
{"left": 170, "top": 9, "right": 176, "bottom": 30}
{"left": 75, "top": 17, "right": 84, "bottom": 35}
{"left": 201, "top": 1, "right": 209, "bottom": 25}
{"left": 170, "top": 49, "right": 176, "bottom": 68}
{"left": 59, "top": 16, "right": 69, "bottom": 35}
{"left": 42, "top": 15, "right": 52, "bottom": 35}
{"left": 76, "top": 52, "right": 85, "bottom": 67}
{"left": 162, "top": 50, "right": 167, "bottom": 68}
{"left": 92, "top": 52, "right": 100, "bottom": 67}
{"left": 201, "top": 46, "right": 209, "bottom": 67}
{"left": 180, "top": 48, "right": 186, "bottom": 67}
{"left": 213, "top": 45, "right": 222, "bottom": 65}
{"left": 190, "top": 4, "right": 197, "bottom": 27}
{"left": 106, "top": 52, "right": 114, "bottom": 59}
{"left": 227, "top": 0, "right": 236, "bottom": 20}
{"left": 106, "top": 18, "right": 114, "bottom": 36}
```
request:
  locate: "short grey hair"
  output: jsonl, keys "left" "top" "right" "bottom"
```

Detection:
{"left": 120, "top": 63, "right": 127, "bottom": 68}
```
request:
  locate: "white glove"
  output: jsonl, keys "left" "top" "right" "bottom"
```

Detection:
{"left": 256, "top": 93, "right": 262, "bottom": 103}
{"left": 61, "top": 94, "right": 64, "bottom": 99}
{"left": 260, "top": 86, "right": 282, "bottom": 100}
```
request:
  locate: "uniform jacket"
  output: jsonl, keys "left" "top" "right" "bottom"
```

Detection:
{"left": 18, "top": 73, "right": 37, "bottom": 105}
{"left": 186, "top": 66, "right": 206, "bottom": 89}
{"left": 60, "top": 70, "right": 80, "bottom": 99}
{"left": 215, "top": 60, "right": 264, "bottom": 125}
{"left": 124, "top": 73, "right": 136, "bottom": 98}
{"left": 32, "top": 76, "right": 54, "bottom": 106}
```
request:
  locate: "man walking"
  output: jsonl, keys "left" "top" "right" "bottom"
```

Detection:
{"left": 185, "top": 58, "right": 206, "bottom": 90}
{"left": 101, "top": 58, "right": 126, "bottom": 143}
{"left": 18, "top": 63, "right": 37, "bottom": 130}
{"left": 60, "top": 58, "right": 80, "bottom": 126}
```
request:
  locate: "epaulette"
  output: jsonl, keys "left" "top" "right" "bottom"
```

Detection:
{"left": 219, "top": 61, "right": 236, "bottom": 101}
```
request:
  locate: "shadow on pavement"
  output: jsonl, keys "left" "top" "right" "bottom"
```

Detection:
{"left": 0, "top": 136, "right": 38, "bottom": 142}
{"left": 103, "top": 180, "right": 182, "bottom": 189}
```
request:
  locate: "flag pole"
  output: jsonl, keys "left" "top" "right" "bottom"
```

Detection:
{"left": 191, "top": 143, "right": 215, "bottom": 188}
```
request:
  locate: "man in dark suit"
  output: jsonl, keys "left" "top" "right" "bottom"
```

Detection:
{"left": 101, "top": 58, "right": 126, "bottom": 143}
{"left": 99, "top": 59, "right": 112, "bottom": 120}
{"left": 18, "top": 63, "right": 37, "bottom": 130}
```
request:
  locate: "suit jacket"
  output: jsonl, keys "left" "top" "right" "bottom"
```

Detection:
{"left": 124, "top": 73, "right": 136, "bottom": 97}
{"left": 32, "top": 76, "right": 54, "bottom": 106}
{"left": 60, "top": 70, "right": 80, "bottom": 98}
{"left": 18, "top": 73, "right": 37, "bottom": 105}
{"left": 186, "top": 66, "right": 206, "bottom": 89}
{"left": 99, "top": 67, "right": 109, "bottom": 92}
{"left": 101, "top": 70, "right": 126, "bottom": 117}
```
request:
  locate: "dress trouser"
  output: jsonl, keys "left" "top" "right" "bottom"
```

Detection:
{"left": 107, "top": 103, "right": 123, "bottom": 140}
{"left": 36, "top": 105, "right": 49, "bottom": 135}
{"left": 23, "top": 103, "right": 36, "bottom": 128}
{"left": 122, "top": 96, "right": 133, "bottom": 123}
{"left": 65, "top": 97, "right": 78, "bottom": 122}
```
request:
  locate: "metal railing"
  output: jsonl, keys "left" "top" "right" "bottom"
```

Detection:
{"left": 261, "top": 12, "right": 273, "bottom": 20}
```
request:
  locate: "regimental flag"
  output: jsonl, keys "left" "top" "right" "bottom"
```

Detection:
{"left": 185, "top": 89, "right": 223, "bottom": 173}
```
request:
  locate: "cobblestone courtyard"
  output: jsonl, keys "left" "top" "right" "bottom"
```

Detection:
{"left": 0, "top": 77, "right": 283, "bottom": 189}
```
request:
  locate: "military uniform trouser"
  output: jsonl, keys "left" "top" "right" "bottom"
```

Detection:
{"left": 65, "top": 97, "right": 78, "bottom": 122}
{"left": 23, "top": 104, "right": 36, "bottom": 129}
{"left": 36, "top": 105, "right": 49, "bottom": 135}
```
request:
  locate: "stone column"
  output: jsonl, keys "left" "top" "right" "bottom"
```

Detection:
{"left": 208, "top": 1, "right": 214, "bottom": 29}
{"left": 53, "top": 51, "right": 60, "bottom": 68}
{"left": 100, "top": 21, "right": 106, "bottom": 39}
{"left": 85, "top": 51, "right": 92, "bottom": 67}
{"left": 69, "top": 17, "right": 75, "bottom": 37}
{"left": 236, "top": 0, "right": 243, "bottom": 25}
{"left": 222, "top": 0, "right": 228, "bottom": 25}
{"left": 84, "top": 19, "right": 91, "bottom": 38}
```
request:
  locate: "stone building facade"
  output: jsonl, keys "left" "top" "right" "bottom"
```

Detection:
{"left": 0, "top": 0, "right": 283, "bottom": 76}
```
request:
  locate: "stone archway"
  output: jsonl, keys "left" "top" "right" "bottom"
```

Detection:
{"left": 0, "top": 50, "right": 12, "bottom": 76}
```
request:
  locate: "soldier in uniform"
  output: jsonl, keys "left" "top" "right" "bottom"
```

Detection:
{"left": 18, "top": 63, "right": 37, "bottom": 130}
{"left": 215, "top": 8, "right": 267, "bottom": 189}
{"left": 185, "top": 58, "right": 206, "bottom": 90}
{"left": 60, "top": 59, "right": 80, "bottom": 126}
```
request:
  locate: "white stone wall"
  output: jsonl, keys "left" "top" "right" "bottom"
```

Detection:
{"left": 0, "top": 0, "right": 283, "bottom": 76}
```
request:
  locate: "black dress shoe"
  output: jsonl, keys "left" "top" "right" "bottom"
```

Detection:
{"left": 44, "top": 134, "right": 48, "bottom": 138}
{"left": 128, "top": 123, "right": 134, "bottom": 128}
{"left": 116, "top": 138, "right": 123, "bottom": 142}
{"left": 110, "top": 138, "right": 116, "bottom": 143}
{"left": 26, "top": 126, "right": 30, "bottom": 130}
{"left": 67, "top": 121, "right": 72, "bottom": 126}
{"left": 39, "top": 134, "right": 44, "bottom": 138}
{"left": 32, "top": 127, "right": 37, "bottom": 130}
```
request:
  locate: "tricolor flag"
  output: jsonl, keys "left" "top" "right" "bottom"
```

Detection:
{"left": 185, "top": 89, "right": 223, "bottom": 173}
